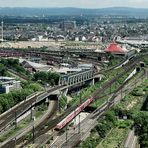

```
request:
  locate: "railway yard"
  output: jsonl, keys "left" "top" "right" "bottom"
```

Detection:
{"left": 0, "top": 4, "right": 148, "bottom": 148}
{"left": 0, "top": 41, "right": 147, "bottom": 148}
{"left": 0, "top": 16, "right": 148, "bottom": 148}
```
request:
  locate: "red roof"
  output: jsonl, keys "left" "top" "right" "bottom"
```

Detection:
{"left": 105, "top": 42, "right": 125, "bottom": 53}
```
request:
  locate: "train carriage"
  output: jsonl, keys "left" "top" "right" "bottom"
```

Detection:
{"left": 55, "top": 97, "right": 94, "bottom": 130}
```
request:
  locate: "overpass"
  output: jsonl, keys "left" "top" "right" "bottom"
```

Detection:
{"left": 2, "top": 55, "right": 137, "bottom": 133}
{"left": 0, "top": 54, "right": 143, "bottom": 147}
{"left": 59, "top": 69, "right": 94, "bottom": 86}
{"left": 0, "top": 68, "right": 102, "bottom": 133}
{"left": 2, "top": 51, "right": 144, "bottom": 133}
{"left": 36, "top": 69, "right": 103, "bottom": 103}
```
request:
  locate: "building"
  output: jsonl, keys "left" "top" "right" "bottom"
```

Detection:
{"left": 60, "top": 21, "right": 76, "bottom": 31}
{"left": 19, "top": 59, "right": 52, "bottom": 73}
{"left": 105, "top": 42, "right": 127, "bottom": 55}
{"left": 78, "top": 64, "right": 93, "bottom": 70}
{"left": 53, "top": 67, "right": 82, "bottom": 75}
{"left": 0, "top": 77, "right": 21, "bottom": 94}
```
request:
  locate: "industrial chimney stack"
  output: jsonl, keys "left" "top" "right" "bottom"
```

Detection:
{"left": 1, "top": 21, "right": 4, "bottom": 42}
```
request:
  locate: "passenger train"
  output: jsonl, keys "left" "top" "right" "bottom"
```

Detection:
{"left": 55, "top": 97, "right": 94, "bottom": 130}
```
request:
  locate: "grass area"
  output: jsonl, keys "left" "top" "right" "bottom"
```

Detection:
{"left": 116, "top": 79, "right": 147, "bottom": 112}
{"left": 99, "top": 120, "right": 132, "bottom": 148}
{"left": 81, "top": 130, "right": 101, "bottom": 148}
{"left": 67, "top": 65, "right": 126, "bottom": 108}
{"left": 34, "top": 105, "right": 48, "bottom": 118}
{"left": 105, "top": 58, "right": 122, "bottom": 69}
{"left": 80, "top": 75, "right": 147, "bottom": 148}
{"left": 91, "top": 67, "right": 138, "bottom": 108}
{"left": 102, "top": 79, "right": 147, "bottom": 148}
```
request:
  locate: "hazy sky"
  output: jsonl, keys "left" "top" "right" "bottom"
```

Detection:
{"left": 0, "top": 0, "right": 148, "bottom": 8}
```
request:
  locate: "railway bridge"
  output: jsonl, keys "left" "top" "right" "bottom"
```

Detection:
{"left": 0, "top": 68, "right": 103, "bottom": 134}
{"left": 59, "top": 69, "right": 94, "bottom": 86}
{"left": 36, "top": 69, "right": 103, "bottom": 103}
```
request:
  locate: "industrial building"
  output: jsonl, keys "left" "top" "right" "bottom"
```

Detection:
{"left": 105, "top": 42, "right": 128, "bottom": 54}
{"left": 19, "top": 59, "right": 52, "bottom": 73}
{"left": 0, "top": 77, "right": 21, "bottom": 94}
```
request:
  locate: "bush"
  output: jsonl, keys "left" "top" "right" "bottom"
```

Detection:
{"left": 118, "top": 120, "right": 132, "bottom": 128}
{"left": 133, "top": 112, "right": 148, "bottom": 148}
{"left": 0, "top": 63, "right": 7, "bottom": 76}
{"left": 0, "top": 82, "right": 43, "bottom": 113}
{"left": 96, "top": 123, "right": 108, "bottom": 138}
{"left": 131, "top": 88, "right": 144, "bottom": 96}
{"left": 33, "top": 71, "right": 59, "bottom": 86}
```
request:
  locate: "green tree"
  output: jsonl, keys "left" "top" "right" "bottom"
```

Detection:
{"left": 0, "top": 64, "right": 7, "bottom": 76}
{"left": 34, "top": 71, "right": 48, "bottom": 82}
{"left": 134, "top": 112, "right": 148, "bottom": 148}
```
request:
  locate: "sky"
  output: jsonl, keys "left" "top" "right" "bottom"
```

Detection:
{"left": 0, "top": 0, "right": 148, "bottom": 8}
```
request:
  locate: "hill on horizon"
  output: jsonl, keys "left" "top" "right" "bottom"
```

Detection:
{"left": 0, "top": 7, "right": 148, "bottom": 17}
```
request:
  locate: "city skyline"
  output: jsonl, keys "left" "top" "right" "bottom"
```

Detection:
{"left": 0, "top": 0, "right": 148, "bottom": 8}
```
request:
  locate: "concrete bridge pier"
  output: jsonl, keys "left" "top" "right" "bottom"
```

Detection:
{"left": 49, "top": 94, "right": 61, "bottom": 113}
{"left": 94, "top": 74, "right": 104, "bottom": 83}
{"left": 30, "top": 106, "right": 35, "bottom": 121}
{"left": 45, "top": 97, "right": 50, "bottom": 106}
{"left": 61, "top": 88, "right": 68, "bottom": 96}
{"left": 89, "top": 78, "right": 95, "bottom": 86}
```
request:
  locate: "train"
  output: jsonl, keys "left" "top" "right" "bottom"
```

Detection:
{"left": 55, "top": 97, "right": 94, "bottom": 130}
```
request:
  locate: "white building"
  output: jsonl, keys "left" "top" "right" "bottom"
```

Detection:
{"left": 53, "top": 67, "right": 82, "bottom": 75}
{"left": 0, "top": 77, "right": 21, "bottom": 94}
{"left": 78, "top": 64, "right": 93, "bottom": 70}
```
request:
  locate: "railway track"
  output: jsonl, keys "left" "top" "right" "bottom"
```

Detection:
{"left": 7, "top": 69, "right": 29, "bottom": 81}
{"left": 0, "top": 62, "right": 114, "bottom": 135}
{"left": 0, "top": 100, "right": 58, "bottom": 148}
{"left": 50, "top": 68, "right": 147, "bottom": 148}
{"left": 0, "top": 92, "right": 42, "bottom": 133}
{"left": 0, "top": 52, "right": 146, "bottom": 147}
{"left": 17, "top": 60, "right": 140, "bottom": 147}
{"left": 0, "top": 86, "right": 64, "bottom": 133}
{"left": 92, "top": 69, "right": 147, "bottom": 119}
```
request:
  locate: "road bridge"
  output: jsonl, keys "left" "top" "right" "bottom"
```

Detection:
{"left": 50, "top": 67, "right": 147, "bottom": 148}
{"left": 1, "top": 53, "right": 139, "bottom": 133}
